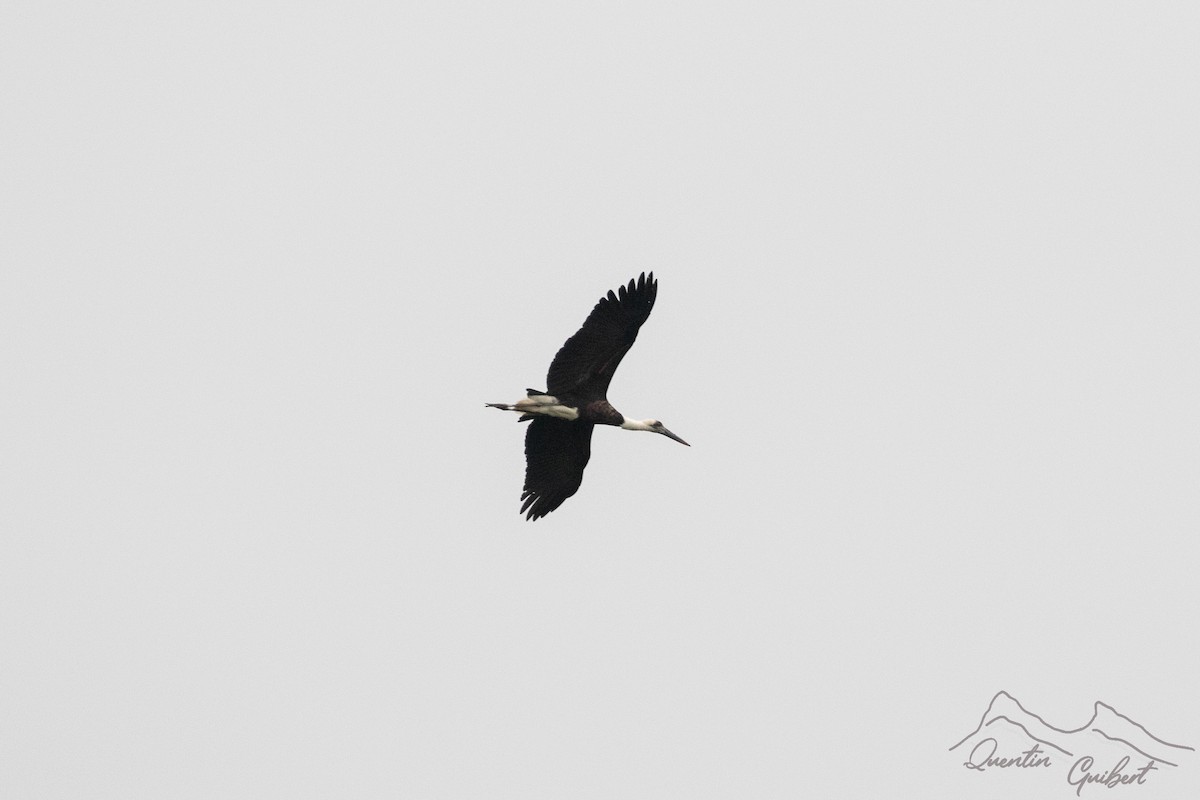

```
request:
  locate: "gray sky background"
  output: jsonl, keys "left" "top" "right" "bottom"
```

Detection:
{"left": 3, "top": 3, "right": 1198, "bottom": 798}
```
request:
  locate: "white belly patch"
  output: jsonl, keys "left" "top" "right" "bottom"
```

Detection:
{"left": 514, "top": 395, "right": 580, "bottom": 420}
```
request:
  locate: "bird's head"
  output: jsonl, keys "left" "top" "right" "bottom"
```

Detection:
{"left": 621, "top": 417, "right": 690, "bottom": 446}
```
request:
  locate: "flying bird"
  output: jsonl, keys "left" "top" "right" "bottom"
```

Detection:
{"left": 487, "top": 272, "right": 689, "bottom": 520}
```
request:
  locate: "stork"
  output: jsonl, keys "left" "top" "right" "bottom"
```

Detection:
{"left": 487, "top": 272, "right": 689, "bottom": 520}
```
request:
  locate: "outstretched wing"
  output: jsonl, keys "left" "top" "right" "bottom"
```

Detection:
{"left": 520, "top": 418, "right": 595, "bottom": 520}
{"left": 546, "top": 272, "right": 657, "bottom": 397}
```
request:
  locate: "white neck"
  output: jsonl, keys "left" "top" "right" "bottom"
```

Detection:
{"left": 620, "top": 417, "right": 654, "bottom": 431}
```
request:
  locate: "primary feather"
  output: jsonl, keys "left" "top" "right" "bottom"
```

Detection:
{"left": 520, "top": 418, "right": 594, "bottom": 520}
{"left": 546, "top": 272, "right": 657, "bottom": 397}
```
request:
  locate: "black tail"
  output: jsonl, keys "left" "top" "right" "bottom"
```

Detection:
{"left": 485, "top": 403, "right": 512, "bottom": 410}
{"left": 525, "top": 388, "right": 546, "bottom": 396}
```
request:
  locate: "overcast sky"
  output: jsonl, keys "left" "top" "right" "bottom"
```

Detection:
{"left": 3, "top": 3, "right": 1198, "bottom": 799}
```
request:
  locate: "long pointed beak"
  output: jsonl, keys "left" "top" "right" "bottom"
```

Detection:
{"left": 659, "top": 427, "right": 690, "bottom": 446}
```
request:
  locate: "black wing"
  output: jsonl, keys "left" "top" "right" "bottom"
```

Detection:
{"left": 546, "top": 272, "right": 657, "bottom": 398}
{"left": 520, "top": 418, "right": 594, "bottom": 520}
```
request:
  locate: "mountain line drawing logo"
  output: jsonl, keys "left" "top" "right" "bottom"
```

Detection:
{"left": 950, "top": 691, "right": 1194, "bottom": 795}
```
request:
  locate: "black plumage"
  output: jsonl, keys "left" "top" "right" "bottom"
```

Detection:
{"left": 519, "top": 418, "right": 593, "bottom": 520}
{"left": 546, "top": 272, "right": 657, "bottom": 399}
